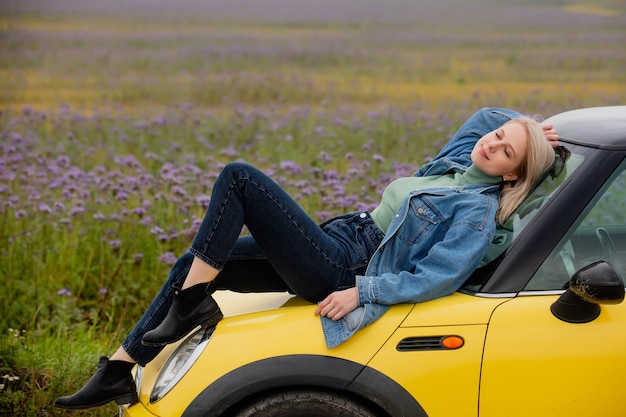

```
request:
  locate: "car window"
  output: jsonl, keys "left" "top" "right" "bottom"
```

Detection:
{"left": 525, "top": 156, "right": 626, "bottom": 291}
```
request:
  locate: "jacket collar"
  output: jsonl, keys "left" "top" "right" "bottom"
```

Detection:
{"left": 417, "top": 157, "right": 470, "bottom": 177}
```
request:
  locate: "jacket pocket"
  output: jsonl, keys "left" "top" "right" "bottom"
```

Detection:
{"left": 396, "top": 196, "right": 442, "bottom": 245}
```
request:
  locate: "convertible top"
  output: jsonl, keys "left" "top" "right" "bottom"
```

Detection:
{"left": 547, "top": 106, "right": 626, "bottom": 150}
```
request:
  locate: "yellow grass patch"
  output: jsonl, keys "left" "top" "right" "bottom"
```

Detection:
{"left": 5, "top": 69, "right": 622, "bottom": 115}
{"left": 6, "top": 16, "right": 353, "bottom": 39}
{"left": 565, "top": 3, "right": 622, "bottom": 17}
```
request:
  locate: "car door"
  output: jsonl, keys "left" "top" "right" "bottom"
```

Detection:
{"left": 479, "top": 297, "right": 626, "bottom": 416}
{"left": 478, "top": 161, "right": 626, "bottom": 417}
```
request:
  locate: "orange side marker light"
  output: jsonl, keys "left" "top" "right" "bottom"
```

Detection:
{"left": 441, "top": 336, "right": 464, "bottom": 349}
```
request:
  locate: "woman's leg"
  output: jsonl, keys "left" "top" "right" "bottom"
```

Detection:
{"left": 187, "top": 162, "right": 381, "bottom": 301}
{"left": 142, "top": 162, "right": 382, "bottom": 346}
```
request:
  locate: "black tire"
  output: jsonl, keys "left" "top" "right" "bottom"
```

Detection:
{"left": 231, "top": 389, "right": 383, "bottom": 417}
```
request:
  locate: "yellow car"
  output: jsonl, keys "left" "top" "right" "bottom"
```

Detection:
{"left": 123, "top": 106, "right": 626, "bottom": 417}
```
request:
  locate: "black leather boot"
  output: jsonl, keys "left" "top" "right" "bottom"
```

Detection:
{"left": 141, "top": 282, "right": 223, "bottom": 347}
{"left": 54, "top": 357, "right": 137, "bottom": 409}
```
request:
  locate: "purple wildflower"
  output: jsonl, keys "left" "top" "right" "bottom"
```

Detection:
{"left": 220, "top": 147, "right": 237, "bottom": 157}
{"left": 115, "top": 191, "right": 128, "bottom": 202}
{"left": 171, "top": 186, "right": 187, "bottom": 197}
{"left": 158, "top": 252, "right": 177, "bottom": 266}
{"left": 132, "top": 207, "right": 146, "bottom": 217}
{"left": 57, "top": 288, "right": 72, "bottom": 297}
{"left": 279, "top": 161, "right": 302, "bottom": 174}
{"left": 38, "top": 203, "right": 52, "bottom": 213}
{"left": 108, "top": 239, "right": 122, "bottom": 249}
{"left": 54, "top": 202, "right": 66, "bottom": 212}
{"left": 318, "top": 152, "right": 332, "bottom": 164}
{"left": 69, "top": 206, "right": 85, "bottom": 216}
{"left": 56, "top": 155, "right": 71, "bottom": 167}
{"left": 195, "top": 195, "right": 210, "bottom": 207}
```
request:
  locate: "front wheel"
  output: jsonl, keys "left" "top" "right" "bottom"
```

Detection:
{"left": 231, "top": 389, "right": 384, "bottom": 417}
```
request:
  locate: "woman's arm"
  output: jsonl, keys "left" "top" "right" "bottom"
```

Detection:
{"left": 315, "top": 222, "right": 493, "bottom": 320}
{"left": 359, "top": 222, "right": 492, "bottom": 306}
{"left": 416, "top": 107, "right": 523, "bottom": 176}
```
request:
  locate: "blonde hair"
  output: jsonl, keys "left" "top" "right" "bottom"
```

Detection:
{"left": 496, "top": 117, "right": 555, "bottom": 224}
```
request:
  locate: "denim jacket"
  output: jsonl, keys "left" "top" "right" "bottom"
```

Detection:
{"left": 321, "top": 107, "right": 523, "bottom": 348}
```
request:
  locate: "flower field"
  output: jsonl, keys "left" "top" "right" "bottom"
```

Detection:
{"left": 1, "top": 0, "right": 625, "bottom": 415}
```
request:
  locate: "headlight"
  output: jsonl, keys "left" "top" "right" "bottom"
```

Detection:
{"left": 150, "top": 327, "right": 214, "bottom": 402}
{"left": 134, "top": 364, "right": 143, "bottom": 393}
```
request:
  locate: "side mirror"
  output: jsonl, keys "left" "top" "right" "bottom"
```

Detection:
{"left": 551, "top": 260, "right": 625, "bottom": 323}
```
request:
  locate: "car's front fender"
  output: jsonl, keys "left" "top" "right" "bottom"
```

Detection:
{"left": 181, "top": 354, "right": 426, "bottom": 417}
{"left": 135, "top": 295, "right": 414, "bottom": 416}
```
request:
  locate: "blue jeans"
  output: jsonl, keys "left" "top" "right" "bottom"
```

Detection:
{"left": 122, "top": 162, "right": 383, "bottom": 365}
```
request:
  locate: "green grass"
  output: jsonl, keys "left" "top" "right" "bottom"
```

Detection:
{"left": 0, "top": 0, "right": 625, "bottom": 415}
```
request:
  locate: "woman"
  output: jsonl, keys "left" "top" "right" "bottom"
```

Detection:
{"left": 54, "top": 108, "right": 558, "bottom": 410}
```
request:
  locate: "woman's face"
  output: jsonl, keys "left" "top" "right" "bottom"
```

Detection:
{"left": 471, "top": 122, "right": 528, "bottom": 181}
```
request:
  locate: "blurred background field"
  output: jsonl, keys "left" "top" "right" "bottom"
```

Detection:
{"left": 1, "top": 0, "right": 625, "bottom": 415}
{"left": 3, "top": 0, "right": 625, "bottom": 112}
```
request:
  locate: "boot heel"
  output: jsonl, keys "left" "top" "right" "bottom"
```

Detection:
{"left": 200, "top": 309, "right": 224, "bottom": 329}
{"left": 114, "top": 392, "right": 138, "bottom": 406}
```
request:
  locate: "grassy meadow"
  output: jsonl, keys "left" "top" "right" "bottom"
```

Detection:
{"left": 1, "top": 0, "right": 625, "bottom": 415}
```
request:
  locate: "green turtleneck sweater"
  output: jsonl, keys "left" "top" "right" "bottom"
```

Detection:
{"left": 370, "top": 164, "right": 502, "bottom": 233}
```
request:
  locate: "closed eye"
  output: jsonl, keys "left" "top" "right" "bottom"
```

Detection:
{"left": 495, "top": 129, "right": 511, "bottom": 158}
